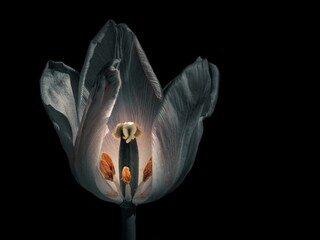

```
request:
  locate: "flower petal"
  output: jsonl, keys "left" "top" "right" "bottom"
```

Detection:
{"left": 74, "top": 60, "right": 122, "bottom": 202}
{"left": 133, "top": 177, "right": 152, "bottom": 205}
{"left": 78, "top": 20, "right": 162, "bottom": 177}
{"left": 148, "top": 58, "right": 219, "bottom": 202}
{"left": 78, "top": 19, "right": 162, "bottom": 121}
{"left": 40, "top": 61, "right": 79, "bottom": 160}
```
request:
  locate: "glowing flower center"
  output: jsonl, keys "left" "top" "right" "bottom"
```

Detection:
{"left": 99, "top": 122, "right": 152, "bottom": 202}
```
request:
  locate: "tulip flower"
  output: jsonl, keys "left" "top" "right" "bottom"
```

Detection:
{"left": 40, "top": 20, "right": 219, "bottom": 240}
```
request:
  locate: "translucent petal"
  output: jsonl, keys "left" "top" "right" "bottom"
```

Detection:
{"left": 132, "top": 177, "right": 152, "bottom": 205}
{"left": 74, "top": 60, "right": 122, "bottom": 203}
{"left": 78, "top": 19, "right": 161, "bottom": 118}
{"left": 148, "top": 58, "right": 219, "bottom": 202}
{"left": 78, "top": 20, "right": 162, "bottom": 178}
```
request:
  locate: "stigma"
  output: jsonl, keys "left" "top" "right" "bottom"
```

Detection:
{"left": 113, "top": 122, "right": 142, "bottom": 143}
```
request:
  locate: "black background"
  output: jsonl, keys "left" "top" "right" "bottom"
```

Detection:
{"left": 4, "top": 6, "right": 295, "bottom": 239}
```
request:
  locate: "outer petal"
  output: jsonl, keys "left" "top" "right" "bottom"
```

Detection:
{"left": 148, "top": 58, "right": 219, "bottom": 202}
{"left": 78, "top": 20, "right": 162, "bottom": 178}
{"left": 40, "top": 61, "right": 79, "bottom": 161}
{"left": 74, "top": 60, "right": 122, "bottom": 203}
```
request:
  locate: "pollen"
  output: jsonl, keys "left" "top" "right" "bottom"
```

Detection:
{"left": 112, "top": 122, "right": 142, "bottom": 143}
{"left": 121, "top": 166, "right": 131, "bottom": 184}
{"left": 99, "top": 152, "right": 115, "bottom": 181}
{"left": 143, "top": 158, "right": 152, "bottom": 182}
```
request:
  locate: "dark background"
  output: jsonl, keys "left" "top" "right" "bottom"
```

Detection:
{"left": 5, "top": 6, "right": 298, "bottom": 239}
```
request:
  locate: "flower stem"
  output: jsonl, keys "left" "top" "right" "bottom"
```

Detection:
{"left": 121, "top": 202, "right": 136, "bottom": 240}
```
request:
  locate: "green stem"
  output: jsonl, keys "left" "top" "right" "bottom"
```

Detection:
{"left": 121, "top": 202, "right": 136, "bottom": 240}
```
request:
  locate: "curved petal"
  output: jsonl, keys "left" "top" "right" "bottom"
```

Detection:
{"left": 74, "top": 60, "right": 122, "bottom": 203}
{"left": 169, "top": 62, "right": 219, "bottom": 192}
{"left": 78, "top": 19, "right": 161, "bottom": 120}
{"left": 148, "top": 58, "right": 219, "bottom": 203}
{"left": 40, "top": 61, "right": 79, "bottom": 161}
{"left": 78, "top": 20, "right": 162, "bottom": 177}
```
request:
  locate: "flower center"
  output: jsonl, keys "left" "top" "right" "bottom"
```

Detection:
{"left": 99, "top": 122, "right": 153, "bottom": 201}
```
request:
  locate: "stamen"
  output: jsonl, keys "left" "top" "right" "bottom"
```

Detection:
{"left": 99, "top": 152, "right": 115, "bottom": 181}
{"left": 101, "top": 152, "right": 115, "bottom": 175}
{"left": 121, "top": 166, "right": 131, "bottom": 184}
{"left": 143, "top": 158, "right": 152, "bottom": 182}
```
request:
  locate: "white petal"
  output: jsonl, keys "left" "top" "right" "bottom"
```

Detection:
{"left": 40, "top": 61, "right": 79, "bottom": 161}
{"left": 79, "top": 20, "right": 163, "bottom": 177}
{"left": 95, "top": 167, "right": 123, "bottom": 203}
{"left": 78, "top": 20, "right": 161, "bottom": 119}
{"left": 74, "top": 60, "right": 122, "bottom": 203}
{"left": 148, "top": 58, "right": 219, "bottom": 202}
{"left": 132, "top": 177, "right": 152, "bottom": 205}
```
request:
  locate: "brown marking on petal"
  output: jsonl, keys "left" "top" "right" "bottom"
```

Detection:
{"left": 135, "top": 192, "right": 148, "bottom": 200}
{"left": 106, "top": 190, "right": 118, "bottom": 198}
{"left": 121, "top": 166, "right": 131, "bottom": 184}
{"left": 99, "top": 153, "right": 115, "bottom": 181}
{"left": 143, "top": 158, "right": 152, "bottom": 182}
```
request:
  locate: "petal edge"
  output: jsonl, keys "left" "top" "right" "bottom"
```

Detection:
{"left": 40, "top": 61, "right": 79, "bottom": 160}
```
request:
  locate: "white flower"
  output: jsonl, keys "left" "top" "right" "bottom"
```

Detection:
{"left": 40, "top": 20, "right": 219, "bottom": 206}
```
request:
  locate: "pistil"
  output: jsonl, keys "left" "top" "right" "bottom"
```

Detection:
{"left": 113, "top": 122, "right": 142, "bottom": 201}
